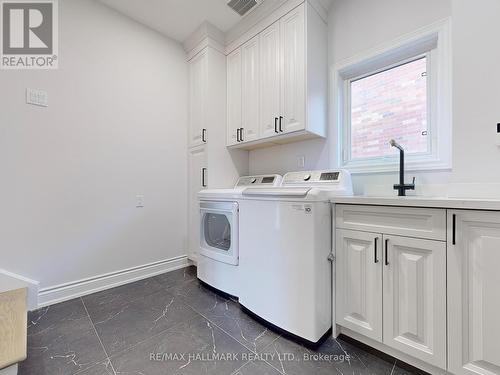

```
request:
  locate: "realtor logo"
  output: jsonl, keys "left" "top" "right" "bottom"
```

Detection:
{"left": 1, "top": 0, "right": 58, "bottom": 69}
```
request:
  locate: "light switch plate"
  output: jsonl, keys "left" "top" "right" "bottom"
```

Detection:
{"left": 26, "top": 88, "right": 48, "bottom": 107}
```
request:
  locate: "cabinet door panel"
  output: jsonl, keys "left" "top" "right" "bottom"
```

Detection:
{"left": 241, "top": 36, "right": 260, "bottom": 143}
{"left": 336, "top": 229, "right": 383, "bottom": 341}
{"left": 227, "top": 48, "right": 242, "bottom": 146}
{"left": 448, "top": 210, "right": 500, "bottom": 375}
{"left": 259, "top": 22, "right": 281, "bottom": 139}
{"left": 189, "top": 50, "right": 206, "bottom": 147}
{"left": 280, "top": 5, "right": 305, "bottom": 134}
{"left": 188, "top": 146, "right": 207, "bottom": 261}
{"left": 383, "top": 235, "right": 446, "bottom": 369}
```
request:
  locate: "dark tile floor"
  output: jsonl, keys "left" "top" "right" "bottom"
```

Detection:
{"left": 19, "top": 266, "right": 420, "bottom": 375}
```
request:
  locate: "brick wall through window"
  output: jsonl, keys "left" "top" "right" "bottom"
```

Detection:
{"left": 350, "top": 57, "right": 428, "bottom": 160}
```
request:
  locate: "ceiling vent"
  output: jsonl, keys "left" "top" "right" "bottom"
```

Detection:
{"left": 227, "top": 0, "right": 262, "bottom": 17}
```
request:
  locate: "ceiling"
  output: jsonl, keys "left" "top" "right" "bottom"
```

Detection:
{"left": 99, "top": 0, "right": 333, "bottom": 43}
{"left": 99, "top": 0, "right": 243, "bottom": 42}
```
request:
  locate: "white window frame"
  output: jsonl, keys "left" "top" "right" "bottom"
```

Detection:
{"left": 331, "top": 18, "right": 452, "bottom": 174}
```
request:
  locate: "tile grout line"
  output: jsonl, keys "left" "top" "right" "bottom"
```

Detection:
{"left": 175, "top": 298, "right": 280, "bottom": 373}
{"left": 91, "top": 308, "right": 205, "bottom": 366}
{"left": 184, "top": 294, "right": 284, "bottom": 356}
{"left": 262, "top": 336, "right": 288, "bottom": 375}
{"left": 191, "top": 305, "right": 262, "bottom": 355}
{"left": 79, "top": 297, "right": 117, "bottom": 375}
{"left": 229, "top": 359, "right": 251, "bottom": 375}
{"left": 91, "top": 272, "right": 284, "bottom": 375}
{"left": 70, "top": 269, "right": 198, "bottom": 371}
{"left": 186, "top": 299, "right": 288, "bottom": 375}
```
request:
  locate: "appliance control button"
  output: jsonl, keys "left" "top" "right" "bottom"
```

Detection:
{"left": 251, "top": 178, "right": 257, "bottom": 183}
{"left": 304, "top": 174, "right": 311, "bottom": 181}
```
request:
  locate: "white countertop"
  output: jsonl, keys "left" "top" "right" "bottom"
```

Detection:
{"left": 331, "top": 196, "right": 500, "bottom": 210}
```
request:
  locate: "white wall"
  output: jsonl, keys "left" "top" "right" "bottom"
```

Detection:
{"left": 0, "top": 0, "right": 189, "bottom": 290}
{"left": 249, "top": 0, "right": 500, "bottom": 195}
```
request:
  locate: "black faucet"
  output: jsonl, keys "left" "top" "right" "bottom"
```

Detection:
{"left": 389, "top": 139, "right": 415, "bottom": 196}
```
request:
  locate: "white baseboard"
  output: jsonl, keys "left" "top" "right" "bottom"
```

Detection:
{"left": 0, "top": 269, "right": 39, "bottom": 311}
{"left": 38, "top": 255, "right": 190, "bottom": 308}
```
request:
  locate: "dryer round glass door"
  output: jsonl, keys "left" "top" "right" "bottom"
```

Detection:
{"left": 199, "top": 201, "right": 239, "bottom": 265}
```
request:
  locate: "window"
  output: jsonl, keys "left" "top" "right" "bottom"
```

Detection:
{"left": 334, "top": 19, "right": 452, "bottom": 173}
{"left": 350, "top": 57, "right": 428, "bottom": 160}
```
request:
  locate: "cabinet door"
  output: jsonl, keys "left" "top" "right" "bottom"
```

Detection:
{"left": 336, "top": 229, "right": 383, "bottom": 341}
{"left": 448, "top": 210, "right": 500, "bottom": 375}
{"left": 383, "top": 235, "right": 446, "bottom": 369}
{"left": 189, "top": 50, "right": 207, "bottom": 148}
{"left": 280, "top": 4, "right": 305, "bottom": 134}
{"left": 259, "top": 21, "right": 281, "bottom": 139}
{"left": 227, "top": 48, "right": 242, "bottom": 146}
{"left": 241, "top": 36, "right": 260, "bottom": 143}
{"left": 188, "top": 146, "right": 207, "bottom": 261}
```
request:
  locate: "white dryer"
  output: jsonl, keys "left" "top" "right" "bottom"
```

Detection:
{"left": 197, "top": 175, "right": 282, "bottom": 297}
{"left": 238, "top": 170, "right": 353, "bottom": 345}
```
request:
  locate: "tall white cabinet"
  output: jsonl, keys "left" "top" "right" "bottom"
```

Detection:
{"left": 185, "top": 33, "right": 248, "bottom": 262}
{"left": 226, "top": 3, "right": 327, "bottom": 149}
{"left": 447, "top": 210, "right": 500, "bottom": 375}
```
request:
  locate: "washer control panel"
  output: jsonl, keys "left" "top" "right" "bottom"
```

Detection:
{"left": 282, "top": 170, "right": 345, "bottom": 186}
{"left": 236, "top": 175, "right": 282, "bottom": 187}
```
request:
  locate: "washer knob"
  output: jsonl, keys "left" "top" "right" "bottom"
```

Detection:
{"left": 304, "top": 174, "right": 311, "bottom": 181}
{"left": 251, "top": 178, "right": 257, "bottom": 183}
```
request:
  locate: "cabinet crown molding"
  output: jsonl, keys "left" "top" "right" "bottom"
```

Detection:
{"left": 184, "top": 21, "right": 226, "bottom": 59}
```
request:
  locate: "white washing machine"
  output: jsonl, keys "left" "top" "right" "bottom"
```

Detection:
{"left": 197, "top": 175, "right": 282, "bottom": 297}
{"left": 238, "top": 170, "right": 353, "bottom": 345}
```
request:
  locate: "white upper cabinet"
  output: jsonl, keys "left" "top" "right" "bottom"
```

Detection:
{"left": 241, "top": 36, "right": 260, "bottom": 143}
{"left": 280, "top": 5, "right": 306, "bottom": 134}
{"left": 189, "top": 50, "right": 207, "bottom": 148}
{"left": 259, "top": 22, "right": 281, "bottom": 139}
{"left": 226, "top": 2, "right": 327, "bottom": 149}
{"left": 448, "top": 210, "right": 500, "bottom": 375}
{"left": 227, "top": 48, "right": 242, "bottom": 146}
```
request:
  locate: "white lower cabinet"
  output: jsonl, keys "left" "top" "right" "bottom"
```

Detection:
{"left": 336, "top": 229, "right": 383, "bottom": 341}
{"left": 335, "top": 205, "right": 447, "bottom": 371}
{"left": 383, "top": 235, "right": 446, "bottom": 369}
{"left": 447, "top": 210, "right": 500, "bottom": 375}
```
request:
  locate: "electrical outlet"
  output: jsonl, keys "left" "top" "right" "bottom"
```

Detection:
{"left": 26, "top": 88, "right": 48, "bottom": 107}
{"left": 136, "top": 195, "right": 144, "bottom": 208}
